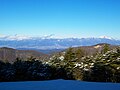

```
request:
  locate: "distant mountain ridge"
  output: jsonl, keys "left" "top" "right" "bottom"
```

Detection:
{"left": 0, "top": 36, "right": 120, "bottom": 50}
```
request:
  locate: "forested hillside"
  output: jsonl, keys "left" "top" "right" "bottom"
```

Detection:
{"left": 0, "top": 44, "right": 120, "bottom": 82}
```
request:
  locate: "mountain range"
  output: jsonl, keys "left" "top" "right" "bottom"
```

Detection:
{"left": 0, "top": 35, "right": 120, "bottom": 51}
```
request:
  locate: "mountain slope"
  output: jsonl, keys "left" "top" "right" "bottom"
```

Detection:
{"left": 0, "top": 47, "right": 48, "bottom": 63}
{"left": 54, "top": 43, "right": 120, "bottom": 56}
{"left": 73, "top": 43, "right": 119, "bottom": 56}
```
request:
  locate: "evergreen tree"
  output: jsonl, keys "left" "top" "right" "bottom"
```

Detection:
{"left": 102, "top": 44, "right": 110, "bottom": 54}
{"left": 64, "top": 47, "right": 76, "bottom": 62}
{"left": 75, "top": 48, "right": 85, "bottom": 60}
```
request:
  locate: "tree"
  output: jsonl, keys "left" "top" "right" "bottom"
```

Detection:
{"left": 75, "top": 48, "right": 85, "bottom": 60}
{"left": 64, "top": 47, "right": 76, "bottom": 62}
{"left": 102, "top": 44, "right": 110, "bottom": 54}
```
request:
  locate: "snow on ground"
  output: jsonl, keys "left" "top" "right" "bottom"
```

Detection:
{"left": 0, "top": 79, "right": 120, "bottom": 90}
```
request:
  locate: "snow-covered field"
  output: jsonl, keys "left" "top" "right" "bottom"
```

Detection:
{"left": 0, "top": 80, "right": 120, "bottom": 90}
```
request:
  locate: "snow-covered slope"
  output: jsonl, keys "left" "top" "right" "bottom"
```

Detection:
{"left": 0, "top": 80, "right": 120, "bottom": 90}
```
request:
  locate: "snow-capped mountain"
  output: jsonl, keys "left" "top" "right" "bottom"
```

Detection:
{"left": 0, "top": 34, "right": 55, "bottom": 40}
{"left": 0, "top": 35, "right": 120, "bottom": 50}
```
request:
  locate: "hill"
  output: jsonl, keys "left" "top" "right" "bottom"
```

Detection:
{"left": 73, "top": 43, "right": 119, "bottom": 56}
{"left": 53, "top": 43, "right": 119, "bottom": 56}
{"left": 0, "top": 47, "right": 48, "bottom": 63}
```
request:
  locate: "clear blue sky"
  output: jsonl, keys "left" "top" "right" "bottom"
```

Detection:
{"left": 0, "top": 0, "right": 120, "bottom": 39}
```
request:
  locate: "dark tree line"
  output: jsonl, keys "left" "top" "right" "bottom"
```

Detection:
{"left": 0, "top": 59, "right": 73, "bottom": 82}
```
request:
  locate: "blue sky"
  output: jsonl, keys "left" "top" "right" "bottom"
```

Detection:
{"left": 0, "top": 0, "right": 120, "bottom": 39}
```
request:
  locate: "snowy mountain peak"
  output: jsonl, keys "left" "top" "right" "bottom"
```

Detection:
{"left": 99, "top": 36, "right": 113, "bottom": 40}
{"left": 0, "top": 34, "right": 116, "bottom": 40}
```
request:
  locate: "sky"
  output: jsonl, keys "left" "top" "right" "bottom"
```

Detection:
{"left": 0, "top": 0, "right": 120, "bottom": 39}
